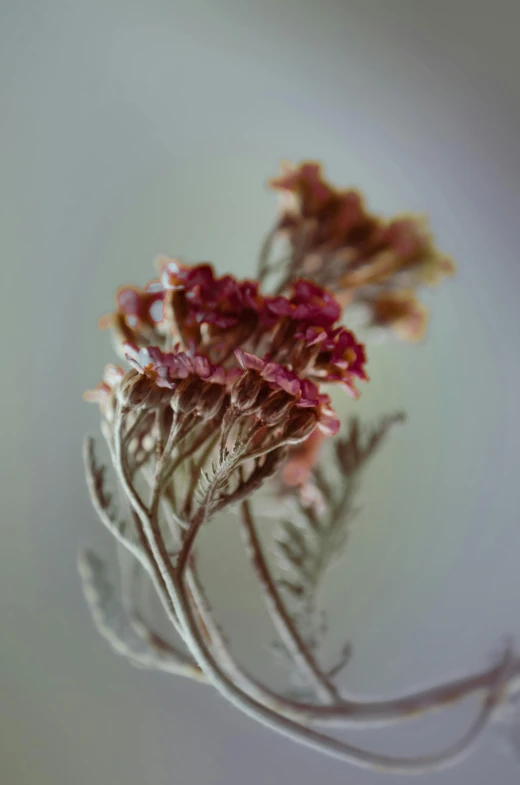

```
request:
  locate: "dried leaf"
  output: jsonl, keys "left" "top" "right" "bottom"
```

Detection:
{"left": 335, "top": 413, "right": 405, "bottom": 476}
{"left": 273, "top": 412, "right": 404, "bottom": 656}
{"left": 78, "top": 549, "right": 197, "bottom": 676}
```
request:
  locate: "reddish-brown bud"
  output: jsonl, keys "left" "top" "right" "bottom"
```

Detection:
{"left": 172, "top": 376, "right": 203, "bottom": 414}
{"left": 170, "top": 289, "right": 201, "bottom": 345}
{"left": 258, "top": 391, "right": 294, "bottom": 427}
{"left": 268, "top": 317, "right": 296, "bottom": 358}
{"left": 196, "top": 383, "right": 227, "bottom": 420}
{"left": 230, "top": 371, "right": 267, "bottom": 413}
{"left": 283, "top": 408, "right": 318, "bottom": 444}
{"left": 118, "top": 369, "right": 165, "bottom": 409}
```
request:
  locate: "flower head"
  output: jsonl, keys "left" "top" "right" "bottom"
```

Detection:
{"left": 161, "top": 259, "right": 263, "bottom": 329}
{"left": 125, "top": 344, "right": 230, "bottom": 389}
{"left": 269, "top": 161, "right": 336, "bottom": 220}
{"left": 262, "top": 281, "right": 368, "bottom": 399}
{"left": 265, "top": 280, "right": 341, "bottom": 330}
{"left": 268, "top": 161, "right": 455, "bottom": 343}
{"left": 98, "top": 280, "right": 167, "bottom": 354}
{"left": 88, "top": 210, "right": 370, "bottom": 510}
{"left": 269, "top": 161, "right": 371, "bottom": 249}
{"left": 314, "top": 327, "right": 368, "bottom": 397}
{"left": 235, "top": 350, "right": 319, "bottom": 407}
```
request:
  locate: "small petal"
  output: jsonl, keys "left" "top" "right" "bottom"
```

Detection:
{"left": 235, "top": 349, "right": 265, "bottom": 371}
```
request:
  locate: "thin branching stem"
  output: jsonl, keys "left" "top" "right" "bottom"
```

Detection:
{"left": 241, "top": 499, "right": 341, "bottom": 703}
{"left": 90, "top": 428, "right": 520, "bottom": 731}
{"left": 120, "top": 464, "right": 500, "bottom": 774}
{"left": 114, "top": 407, "right": 183, "bottom": 636}
{"left": 170, "top": 548, "right": 513, "bottom": 774}
{"left": 181, "top": 430, "right": 220, "bottom": 519}
{"left": 83, "top": 436, "right": 145, "bottom": 566}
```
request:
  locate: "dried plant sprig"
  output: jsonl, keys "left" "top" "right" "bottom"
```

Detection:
{"left": 80, "top": 161, "right": 520, "bottom": 774}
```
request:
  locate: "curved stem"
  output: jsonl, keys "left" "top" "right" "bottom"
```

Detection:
{"left": 114, "top": 408, "right": 150, "bottom": 520}
{"left": 122, "top": 469, "right": 499, "bottom": 774}
{"left": 149, "top": 481, "right": 317, "bottom": 718}
{"left": 149, "top": 413, "right": 184, "bottom": 521}
{"left": 124, "top": 410, "right": 151, "bottom": 470}
{"left": 114, "top": 407, "right": 183, "bottom": 636}
{"left": 83, "top": 436, "right": 146, "bottom": 566}
{"left": 105, "top": 411, "right": 520, "bottom": 746}
{"left": 176, "top": 507, "right": 205, "bottom": 578}
{"left": 171, "top": 558, "right": 510, "bottom": 774}
{"left": 181, "top": 430, "right": 220, "bottom": 519}
{"left": 241, "top": 499, "right": 341, "bottom": 704}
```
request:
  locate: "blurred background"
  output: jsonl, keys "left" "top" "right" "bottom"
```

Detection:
{"left": 2, "top": 1, "right": 520, "bottom": 783}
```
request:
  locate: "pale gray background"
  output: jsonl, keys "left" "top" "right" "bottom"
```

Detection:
{"left": 2, "top": 1, "right": 520, "bottom": 783}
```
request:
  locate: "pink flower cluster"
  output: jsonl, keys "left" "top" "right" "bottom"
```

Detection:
{"left": 264, "top": 280, "right": 341, "bottom": 328}
{"left": 162, "top": 260, "right": 263, "bottom": 329}
{"left": 235, "top": 349, "right": 339, "bottom": 435}
{"left": 92, "top": 260, "right": 368, "bottom": 440}
{"left": 269, "top": 162, "right": 371, "bottom": 251}
{"left": 268, "top": 161, "right": 455, "bottom": 342}
{"left": 125, "top": 344, "right": 232, "bottom": 389}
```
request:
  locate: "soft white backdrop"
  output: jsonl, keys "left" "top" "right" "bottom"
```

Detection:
{"left": 1, "top": 1, "right": 520, "bottom": 783}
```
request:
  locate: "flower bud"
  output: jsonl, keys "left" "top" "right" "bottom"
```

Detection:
{"left": 170, "top": 289, "right": 201, "bottom": 345}
{"left": 230, "top": 370, "right": 266, "bottom": 414}
{"left": 197, "top": 382, "right": 227, "bottom": 420}
{"left": 172, "top": 376, "right": 203, "bottom": 415}
{"left": 283, "top": 408, "right": 318, "bottom": 445}
{"left": 258, "top": 391, "right": 294, "bottom": 427}
{"left": 118, "top": 369, "right": 164, "bottom": 409}
{"left": 268, "top": 317, "right": 295, "bottom": 358}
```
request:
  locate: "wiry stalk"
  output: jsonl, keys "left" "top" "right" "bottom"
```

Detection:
{"left": 240, "top": 499, "right": 341, "bottom": 703}
{"left": 84, "top": 420, "right": 520, "bottom": 738}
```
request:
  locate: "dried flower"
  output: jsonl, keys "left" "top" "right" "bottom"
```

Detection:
{"left": 267, "top": 161, "right": 455, "bottom": 342}
{"left": 125, "top": 344, "right": 229, "bottom": 389}
{"left": 270, "top": 161, "right": 370, "bottom": 251}
{"left": 81, "top": 160, "right": 519, "bottom": 779}
{"left": 98, "top": 260, "right": 368, "bottom": 434}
